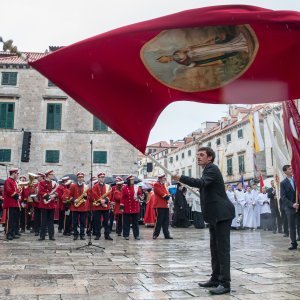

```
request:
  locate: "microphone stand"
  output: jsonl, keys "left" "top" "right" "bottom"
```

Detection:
{"left": 74, "top": 140, "right": 104, "bottom": 251}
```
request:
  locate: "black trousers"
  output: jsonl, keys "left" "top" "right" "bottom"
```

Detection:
{"left": 73, "top": 211, "right": 87, "bottom": 237}
{"left": 40, "top": 209, "right": 54, "bottom": 239}
{"left": 123, "top": 213, "right": 139, "bottom": 238}
{"left": 271, "top": 207, "right": 282, "bottom": 233}
{"left": 93, "top": 210, "right": 110, "bottom": 237}
{"left": 281, "top": 209, "right": 289, "bottom": 235}
{"left": 58, "top": 210, "right": 64, "bottom": 231}
{"left": 63, "top": 210, "right": 72, "bottom": 234}
{"left": 193, "top": 211, "right": 205, "bottom": 229}
{"left": 15, "top": 208, "right": 20, "bottom": 233}
{"left": 153, "top": 208, "right": 170, "bottom": 238}
{"left": 108, "top": 210, "right": 114, "bottom": 232}
{"left": 34, "top": 207, "right": 41, "bottom": 234}
{"left": 20, "top": 207, "right": 27, "bottom": 230}
{"left": 261, "top": 213, "right": 271, "bottom": 230}
{"left": 297, "top": 214, "right": 300, "bottom": 238}
{"left": 115, "top": 214, "right": 123, "bottom": 234}
{"left": 286, "top": 212, "right": 298, "bottom": 245}
{"left": 209, "top": 219, "right": 232, "bottom": 287}
{"left": 6, "top": 207, "right": 19, "bottom": 237}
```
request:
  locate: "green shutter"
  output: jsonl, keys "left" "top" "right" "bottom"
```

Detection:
{"left": 93, "top": 151, "right": 107, "bottom": 164}
{"left": 46, "top": 103, "right": 61, "bottom": 130}
{"left": 1, "top": 72, "right": 17, "bottom": 86}
{"left": 93, "top": 117, "right": 108, "bottom": 131}
{"left": 45, "top": 150, "right": 60, "bottom": 163}
{"left": 0, "top": 149, "right": 11, "bottom": 162}
{"left": 0, "top": 102, "right": 14, "bottom": 129}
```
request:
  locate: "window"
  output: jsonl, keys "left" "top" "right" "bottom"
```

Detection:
{"left": 169, "top": 157, "right": 173, "bottom": 163}
{"left": 216, "top": 138, "right": 221, "bottom": 145}
{"left": 188, "top": 168, "right": 192, "bottom": 177}
{"left": 227, "top": 157, "right": 233, "bottom": 175}
{"left": 182, "top": 152, "right": 185, "bottom": 159}
{"left": 93, "top": 117, "right": 108, "bottom": 131}
{"left": 45, "top": 150, "right": 60, "bottom": 163}
{"left": 238, "top": 129, "right": 243, "bottom": 139}
{"left": 208, "top": 142, "right": 211, "bottom": 147}
{"left": 0, "top": 149, "right": 11, "bottom": 162}
{"left": 226, "top": 134, "right": 231, "bottom": 143}
{"left": 48, "top": 80, "right": 56, "bottom": 87}
{"left": 46, "top": 103, "right": 62, "bottom": 130}
{"left": 0, "top": 102, "right": 14, "bottom": 129}
{"left": 1, "top": 72, "right": 17, "bottom": 86}
{"left": 93, "top": 151, "right": 107, "bottom": 164}
{"left": 188, "top": 150, "right": 192, "bottom": 156}
{"left": 238, "top": 155, "right": 245, "bottom": 174}
{"left": 176, "top": 155, "right": 178, "bottom": 161}
{"left": 181, "top": 169, "right": 185, "bottom": 176}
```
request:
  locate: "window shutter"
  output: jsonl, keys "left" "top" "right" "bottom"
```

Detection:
{"left": 6, "top": 103, "right": 14, "bottom": 129}
{"left": 0, "top": 103, "right": 7, "bottom": 128}
{"left": 93, "top": 117, "right": 107, "bottom": 131}
{"left": 0, "top": 149, "right": 11, "bottom": 162}
{"left": 54, "top": 104, "right": 62, "bottom": 130}
{"left": 47, "top": 104, "right": 61, "bottom": 130}
{"left": 93, "top": 151, "right": 107, "bottom": 164}
{"left": 46, "top": 150, "right": 60, "bottom": 163}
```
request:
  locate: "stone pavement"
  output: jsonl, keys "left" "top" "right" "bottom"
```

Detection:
{"left": 0, "top": 226, "right": 299, "bottom": 300}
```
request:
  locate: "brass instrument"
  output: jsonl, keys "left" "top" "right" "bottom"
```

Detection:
{"left": 43, "top": 181, "right": 59, "bottom": 205}
{"left": 93, "top": 186, "right": 112, "bottom": 207}
{"left": 74, "top": 184, "right": 89, "bottom": 208}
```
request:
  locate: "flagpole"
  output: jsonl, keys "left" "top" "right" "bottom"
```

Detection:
{"left": 146, "top": 154, "right": 200, "bottom": 198}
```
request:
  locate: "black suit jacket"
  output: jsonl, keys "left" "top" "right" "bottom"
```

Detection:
{"left": 180, "top": 163, "right": 235, "bottom": 224}
{"left": 280, "top": 177, "right": 297, "bottom": 215}
{"left": 267, "top": 187, "right": 278, "bottom": 210}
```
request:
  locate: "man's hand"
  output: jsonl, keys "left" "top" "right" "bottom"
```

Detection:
{"left": 293, "top": 203, "right": 299, "bottom": 209}
{"left": 172, "top": 174, "right": 180, "bottom": 182}
{"left": 163, "top": 195, "right": 170, "bottom": 201}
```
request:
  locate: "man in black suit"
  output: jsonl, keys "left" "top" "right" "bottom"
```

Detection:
{"left": 267, "top": 180, "right": 282, "bottom": 234}
{"left": 172, "top": 147, "right": 235, "bottom": 295}
{"left": 280, "top": 165, "right": 299, "bottom": 250}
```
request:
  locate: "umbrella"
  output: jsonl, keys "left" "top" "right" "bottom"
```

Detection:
{"left": 137, "top": 181, "right": 153, "bottom": 190}
{"left": 121, "top": 175, "right": 141, "bottom": 184}
{"left": 0, "top": 179, "right": 5, "bottom": 185}
{"left": 29, "top": 5, "right": 300, "bottom": 153}
{"left": 62, "top": 174, "right": 77, "bottom": 182}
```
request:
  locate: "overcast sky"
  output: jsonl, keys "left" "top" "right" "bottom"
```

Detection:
{"left": 1, "top": 1, "right": 299, "bottom": 144}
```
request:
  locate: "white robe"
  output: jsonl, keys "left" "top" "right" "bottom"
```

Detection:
{"left": 243, "top": 192, "right": 257, "bottom": 228}
{"left": 252, "top": 189, "right": 261, "bottom": 227}
{"left": 234, "top": 189, "right": 245, "bottom": 215}
{"left": 226, "top": 190, "right": 239, "bottom": 228}
{"left": 258, "top": 193, "right": 271, "bottom": 214}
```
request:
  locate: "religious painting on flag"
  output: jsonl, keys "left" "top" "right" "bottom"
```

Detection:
{"left": 141, "top": 25, "right": 259, "bottom": 92}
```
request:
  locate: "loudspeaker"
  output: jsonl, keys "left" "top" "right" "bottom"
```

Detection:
{"left": 146, "top": 162, "right": 153, "bottom": 172}
{"left": 21, "top": 131, "right": 31, "bottom": 162}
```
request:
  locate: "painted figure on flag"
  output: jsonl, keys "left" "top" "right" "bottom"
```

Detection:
{"left": 141, "top": 25, "right": 258, "bottom": 92}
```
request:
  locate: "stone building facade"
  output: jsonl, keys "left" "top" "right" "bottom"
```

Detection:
{"left": 0, "top": 52, "right": 138, "bottom": 179}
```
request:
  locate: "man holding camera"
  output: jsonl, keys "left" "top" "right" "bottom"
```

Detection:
{"left": 153, "top": 173, "right": 173, "bottom": 240}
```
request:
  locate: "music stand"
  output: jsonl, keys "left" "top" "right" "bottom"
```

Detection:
{"left": 73, "top": 140, "right": 104, "bottom": 251}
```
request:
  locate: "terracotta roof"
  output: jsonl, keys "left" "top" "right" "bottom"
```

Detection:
{"left": 0, "top": 51, "right": 47, "bottom": 65}
{"left": 147, "top": 141, "right": 171, "bottom": 148}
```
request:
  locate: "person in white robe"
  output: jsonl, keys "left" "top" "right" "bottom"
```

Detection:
{"left": 226, "top": 185, "right": 240, "bottom": 228}
{"left": 234, "top": 183, "right": 245, "bottom": 227}
{"left": 243, "top": 186, "right": 257, "bottom": 229}
{"left": 251, "top": 184, "right": 260, "bottom": 228}
{"left": 258, "top": 186, "right": 271, "bottom": 230}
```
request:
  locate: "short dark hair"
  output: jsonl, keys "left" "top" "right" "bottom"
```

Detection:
{"left": 198, "top": 147, "right": 215, "bottom": 163}
{"left": 282, "top": 165, "right": 291, "bottom": 172}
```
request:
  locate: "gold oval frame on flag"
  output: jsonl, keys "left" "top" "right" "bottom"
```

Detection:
{"left": 289, "top": 117, "right": 300, "bottom": 142}
{"left": 141, "top": 24, "right": 259, "bottom": 92}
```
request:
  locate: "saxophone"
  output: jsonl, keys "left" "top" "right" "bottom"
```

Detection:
{"left": 74, "top": 184, "right": 89, "bottom": 208}
{"left": 93, "top": 185, "right": 112, "bottom": 207}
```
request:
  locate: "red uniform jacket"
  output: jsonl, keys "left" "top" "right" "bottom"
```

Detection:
{"left": 153, "top": 182, "right": 170, "bottom": 209}
{"left": 3, "top": 177, "right": 20, "bottom": 209}
{"left": 91, "top": 183, "right": 111, "bottom": 211}
{"left": 69, "top": 183, "right": 88, "bottom": 212}
{"left": 120, "top": 185, "right": 142, "bottom": 214}
{"left": 38, "top": 180, "right": 56, "bottom": 210}
{"left": 61, "top": 186, "right": 72, "bottom": 209}
{"left": 56, "top": 185, "right": 65, "bottom": 211}
{"left": 110, "top": 185, "right": 123, "bottom": 215}
{"left": 21, "top": 185, "right": 36, "bottom": 209}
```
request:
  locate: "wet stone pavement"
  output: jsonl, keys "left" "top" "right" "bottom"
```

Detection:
{"left": 0, "top": 226, "right": 299, "bottom": 299}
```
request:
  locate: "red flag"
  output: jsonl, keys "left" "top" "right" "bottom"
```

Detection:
{"left": 259, "top": 173, "right": 264, "bottom": 192}
{"left": 282, "top": 99, "right": 300, "bottom": 194}
{"left": 29, "top": 5, "right": 300, "bottom": 153}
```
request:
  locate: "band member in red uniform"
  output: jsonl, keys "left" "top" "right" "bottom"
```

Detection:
{"left": 120, "top": 175, "right": 142, "bottom": 240}
{"left": 61, "top": 179, "right": 72, "bottom": 236}
{"left": 153, "top": 174, "right": 173, "bottom": 240}
{"left": 38, "top": 169, "right": 57, "bottom": 241}
{"left": 110, "top": 176, "right": 124, "bottom": 236}
{"left": 3, "top": 168, "right": 21, "bottom": 240}
{"left": 19, "top": 175, "right": 28, "bottom": 233}
{"left": 33, "top": 172, "right": 45, "bottom": 236}
{"left": 57, "top": 176, "right": 70, "bottom": 233}
{"left": 144, "top": 190, "right": 156, "bottom": 227}
{"left": 70, "top": 172, "right": 88, "bottom": 240}
{"left": 92, "top": 172, "right": 113, "bottom": 240}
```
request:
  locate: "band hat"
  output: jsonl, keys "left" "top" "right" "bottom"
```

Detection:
{"left": 158, "top": 173, "right": 166, "bottom": 178}
{"left": 64, "top": 179, "right": 72, "bottom": 186}
{"left": 37, "top": 172, "right": 45, "bottom": 177}
{"left": 9, "top": 168, "right": 19, "bottom": 175}
{"left": 45, "top": 169, "right": 54, "bottom": 176}
{"left": 126, "top": 175, "right": 134, "bottom": 181}
{"left": 61, "top": 176, "right": 70, "bottom": 181}
{"left": 97, "top": 172, "right": 105, "bottom": 177}
{"left": 77, "top": 172, "right": 85, "bottom": 178}
{"left": 115, "top": 176, "right": 124, "bottom": 184}
{"left": 19, "top": 175, "right": 27, "bottom": 180}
